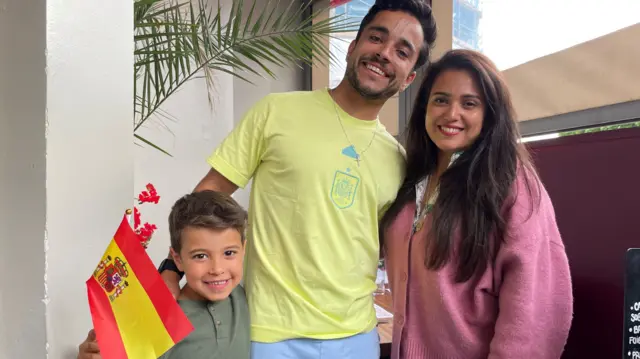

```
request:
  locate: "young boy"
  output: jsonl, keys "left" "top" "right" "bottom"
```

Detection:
{"left": 77, "top": 190, "right": 250, "bottom": 359}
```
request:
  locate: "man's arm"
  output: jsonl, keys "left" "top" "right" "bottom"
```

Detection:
{"left": 160, "top": 168, "right": 240, "bottom": 298}
{"left": 161, "top": 95, "right": 271, "bottom": 298}
{"left": 194, "top": 168, "right": 239, "bottom": 194}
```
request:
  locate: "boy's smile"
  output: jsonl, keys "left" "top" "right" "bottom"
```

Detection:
{"left": 204, "top": 279, "right": 231, "bottom": 291}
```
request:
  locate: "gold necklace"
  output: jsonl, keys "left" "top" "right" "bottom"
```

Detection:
{"left": 415, "top": 179, "right": 439, "bottom": 233}
{"left": 329, "top": 89, "right": 379, "bottom": 167}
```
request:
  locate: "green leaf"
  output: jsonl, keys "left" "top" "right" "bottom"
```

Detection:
{"left": 134, "top": 133, "right": 173, "bottom": 156}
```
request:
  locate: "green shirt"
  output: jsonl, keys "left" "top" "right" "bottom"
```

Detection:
{"left": 159, "top": 286, "right": 250, "bottom": 359}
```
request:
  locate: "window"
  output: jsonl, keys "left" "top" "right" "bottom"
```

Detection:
{"left": 453, "top": 0, "right": 482, "bottom": 51}
{"left": 334, "top": 0, "right": 375, "bottom": 19}
{"left": 329, "top": 1, "right": 374, "bottom": 87}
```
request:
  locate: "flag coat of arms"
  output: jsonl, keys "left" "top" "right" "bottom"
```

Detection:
{"left": 87, "top": 214, "right": 193, "bottom": 359}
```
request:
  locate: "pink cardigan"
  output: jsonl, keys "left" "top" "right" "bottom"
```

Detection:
{"left": 384, "top": 170, "right": 573, "bottom": 359}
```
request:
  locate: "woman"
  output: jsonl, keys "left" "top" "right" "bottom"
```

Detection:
{"left": 380, "top": 50, "right": 573, "bottom": 358}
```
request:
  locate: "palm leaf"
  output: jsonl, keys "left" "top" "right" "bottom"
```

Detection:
{"left": 134, "top": 133, "right": 174, "bottom": 157}
{"left": 133, "top": 0, "right": 359, "bottom": 153}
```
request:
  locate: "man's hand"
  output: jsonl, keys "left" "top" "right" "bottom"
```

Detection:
{"left": 161, "top": 270, "right": 181, "bottom": 299}
{"left": 77, "top": 329, "right": 101, "bottom": 359}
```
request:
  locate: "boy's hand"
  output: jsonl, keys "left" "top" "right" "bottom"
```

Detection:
{"left": 161, "top": 270, "right": 181, "bottom": 299}
{"left": 77, "top": 329, "right": 101, "bottom": 359}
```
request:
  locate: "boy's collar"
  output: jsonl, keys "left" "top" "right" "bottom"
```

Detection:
{"left": 178, "top": 285, "right": 235, "bottom": 306}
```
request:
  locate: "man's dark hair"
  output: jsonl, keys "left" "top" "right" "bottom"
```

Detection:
{"left": 355, "top": 0, "right": 437, "bottom": 70}
{"left": 169, "top": 190, "right": 247, "bottom": 253}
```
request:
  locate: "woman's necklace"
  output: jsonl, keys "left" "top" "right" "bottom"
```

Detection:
{"left": 414, "top": 178, "right": 439, "bottom": 233}
{"left": 413, "top": 151, "right": 463, "bottom": 233}
{"left": 330, "top": 89, "right": 379, "bottom": 167}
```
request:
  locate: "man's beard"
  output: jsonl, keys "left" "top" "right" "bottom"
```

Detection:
{"left": 345, "top": 58, "right": 400, "bottom": 101}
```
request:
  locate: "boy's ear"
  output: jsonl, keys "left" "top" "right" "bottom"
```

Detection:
{"left": 170, "top": 247, "right": 184, "bottom": 272}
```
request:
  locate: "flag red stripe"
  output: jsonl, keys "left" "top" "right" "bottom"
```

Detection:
{"left": 330, "top": 0, "right": 351, "bottom": 7}
{"left": 87, "top": 277, "right": 129, "bottom": 359}
{"left": 114, "top": 218, "right": 193, "bottom": 343}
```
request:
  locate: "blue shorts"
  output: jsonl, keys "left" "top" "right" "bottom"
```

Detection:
{"left": 250, "top": 328, "right": 380, "bottom": 359}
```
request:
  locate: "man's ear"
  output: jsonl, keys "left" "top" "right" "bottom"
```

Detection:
{"left": 346, "top": 39, "right": 356, "bottom": 60}
{"left": 170, "top": 247, "right": 184, "bottom": 272}
{"left": 402, "top": 70, "right": 417, "bottom": 92}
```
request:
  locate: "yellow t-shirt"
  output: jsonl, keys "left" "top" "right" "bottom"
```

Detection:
{"left": 207, "top": 88, "right": 405, "bottom": 342}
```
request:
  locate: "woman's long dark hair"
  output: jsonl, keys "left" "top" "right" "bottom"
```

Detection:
{"left": 381, "top": 49, "right": 538, "bottom": 283}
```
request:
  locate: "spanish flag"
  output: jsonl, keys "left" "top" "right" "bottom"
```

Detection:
{"left": 87, "top": 214, "right": 193, "bottom": 359}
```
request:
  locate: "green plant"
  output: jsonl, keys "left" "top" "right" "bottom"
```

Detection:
{"left": 134, "top": 0, "right": 356, "bottom": 155}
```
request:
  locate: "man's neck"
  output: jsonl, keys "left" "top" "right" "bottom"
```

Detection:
{"left": 330, "top": 80, "right": 387, "bottom": 121}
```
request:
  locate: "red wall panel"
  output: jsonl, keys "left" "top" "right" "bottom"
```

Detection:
{"left": 527, "top": 126, "right": 640, "bottom": 358}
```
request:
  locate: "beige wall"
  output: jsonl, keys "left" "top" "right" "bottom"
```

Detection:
{"left": 503, "top": 23, "right": 640, "bottom": 122}
{"left": 431, "top": 0, "right": 453, "bottom": 61}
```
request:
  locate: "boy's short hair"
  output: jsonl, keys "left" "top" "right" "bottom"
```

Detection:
{"left": 355, "top": 0, "right": 437, "bottom": 71}
{"left": 168, "top": 190, "right": 248, "bottom": 253}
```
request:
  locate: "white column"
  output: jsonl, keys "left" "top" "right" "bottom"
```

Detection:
{"left": 45, "top": 0, "right": 133, "bottom": 357}
{"left": 0, "top": 0, "right": 133, "bottom": 357}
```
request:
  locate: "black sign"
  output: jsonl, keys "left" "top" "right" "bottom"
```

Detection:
{"left": 623, "top": 249, "right": 640, "bottom": 358}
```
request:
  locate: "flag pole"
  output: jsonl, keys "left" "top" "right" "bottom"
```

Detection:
{"left": 125, "top": 208, "right": 133, "bottom": 228}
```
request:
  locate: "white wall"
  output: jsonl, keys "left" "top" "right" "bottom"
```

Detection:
{"left": 0, "top": 0, "right": 304, "bottom": 356}
{"left": 135, "top": 1, "right": 236, "bottom": 267}
{"left": 135, "top": 73, "right": 236, "bottom": 265}
{"left": 0, "top": 0, "right": 133, "bottom": 357}
{"left": 0, "top": 0, "right": 47, "bottom": 357}
{"left": 139, "top": 0, "right": 305, "bottom": 266}
{"left": 45, "top": 0, "right": 134, "bottom": 357}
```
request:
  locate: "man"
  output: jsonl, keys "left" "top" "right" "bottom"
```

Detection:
{"left": 78, "top": 1, "right": 437, "bottom": 358}
{"left": 163, "top": 1, "right": 437, "bottom": 358}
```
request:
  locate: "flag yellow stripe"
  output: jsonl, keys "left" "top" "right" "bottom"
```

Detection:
{"left": 105, "top": 239, "right": 175, "bottom": 358}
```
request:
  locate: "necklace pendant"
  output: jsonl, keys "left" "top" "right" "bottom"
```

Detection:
{"left": 415, "top": 219, "right": 423, "bottom": 233}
